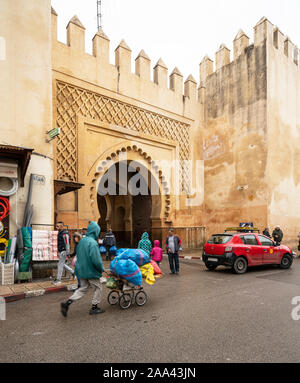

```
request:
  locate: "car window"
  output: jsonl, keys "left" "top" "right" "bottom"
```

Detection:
{"left": 207, "top": 235, "right": 232, "bottom": 244}
{"left": 240, "top": 235, "right": 258, "bottom": 246}
{"left": 258, "top": 235, "right": 274, "bottom": 247}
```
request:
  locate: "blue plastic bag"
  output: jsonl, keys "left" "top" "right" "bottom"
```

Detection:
{"left": 109, "top": 246, "right": 117, "bottom": 256}
{"left": 99, "top": 245, "right": 107, "bottom": 254}
{"left": 110, "top": 258, "right": 142, "bottom": 286}
{"left": 116, "top": 248, "right": 150, "bottom": 266}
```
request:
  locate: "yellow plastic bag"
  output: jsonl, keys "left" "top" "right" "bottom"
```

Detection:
{"left": 139, "top": 263, "right": 156, "bottom": 285}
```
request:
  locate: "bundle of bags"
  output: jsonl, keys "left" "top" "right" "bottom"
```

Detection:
{"left": 109, "top": 248, "right": 163, "bottom": 287}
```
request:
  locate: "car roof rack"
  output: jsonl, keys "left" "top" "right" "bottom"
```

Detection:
{"left": 225, "top": 227, "right": 260, "bottom": 233}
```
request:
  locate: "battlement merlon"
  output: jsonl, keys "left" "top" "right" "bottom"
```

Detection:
{"left": 67, "top": 15, "right": 86, "bottom": 52}
{"left": 215, "top": 44, "right": 230, "bottom": 71}
{"left": 93, "top": 28, "right": 110, "bottom": 62}
{"left": 199, "top": 56, "right": 213, "bottom": 87}
{"left": 184, "top": 75, "right": 197, "bottom": 101}
{"left": 115, "top": 39, "right": 132, "bottom": 72}
{"left": 233, "top": 30, "right": 249, "bottom": 60}
{"left": 135, "top": 50, "right": 151, "bottom": 80}
{"left": 154, "top": 58, "right": 168, "bottom": 88}
{"left": 170, "top": 67, "right": 183, "bottom": 94}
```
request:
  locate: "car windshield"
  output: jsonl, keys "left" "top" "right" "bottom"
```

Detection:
{"left": 207, "top": 235, "right": 232, "bottom": 245}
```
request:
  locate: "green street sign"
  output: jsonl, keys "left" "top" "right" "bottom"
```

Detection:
{"left": 46, "top": 127, "right": 60, "bottom": 142}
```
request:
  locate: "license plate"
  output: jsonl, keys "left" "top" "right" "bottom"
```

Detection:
{"left": 207, "top": 258, "right": 218, "bottom": 263}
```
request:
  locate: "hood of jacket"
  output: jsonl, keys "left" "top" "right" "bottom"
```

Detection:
{"left": 141, "top": 232, "right": 149, "bottom": 240}
{"left": 154, "top": 240, "right": 160, "bottom": 247}
{"left": 86, "top": 221, "right": 100, "bottom": 241}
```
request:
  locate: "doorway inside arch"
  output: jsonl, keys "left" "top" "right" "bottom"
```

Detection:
{"left": 97, "top": 160, "right": 160, "bottom": 248}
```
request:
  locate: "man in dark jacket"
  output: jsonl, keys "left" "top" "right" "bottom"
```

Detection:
{"left": 103, "top": 229, "right": 116, "bottom": 261}
{"left": 53, "top": 222, "right": 70, "bottom": 285}
{"left": 263, "top": 228, "right": 271, "bottom": 238}
{"left": 165, "top": 229, "right": 181, "bottom": 275}
{"left": 60, "top": 221, "right": 105, "bottom": 317}
{"left": 272, "top": 226, "right": 283, "bottom": 245}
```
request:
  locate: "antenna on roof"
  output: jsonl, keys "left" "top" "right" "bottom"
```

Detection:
{"left": 97, "top": 0, "right": 102, "bottom": 30}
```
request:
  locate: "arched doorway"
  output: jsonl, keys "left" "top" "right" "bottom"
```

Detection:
{"left": 97, "top": 160, "right": 160, "bottom": 248}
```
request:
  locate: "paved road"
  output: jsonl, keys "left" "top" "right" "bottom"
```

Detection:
{"left": 1, "top": 257, "right": 300, "bottom": 363}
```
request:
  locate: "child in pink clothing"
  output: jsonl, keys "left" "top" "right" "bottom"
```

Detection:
{"left": 150, "top": 240, "right": 163, "bottom": 266}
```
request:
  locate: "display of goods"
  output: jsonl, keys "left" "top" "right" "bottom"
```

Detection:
{"left": 32, "top": 230, "right": 59, "bottom": 261}
{"left": 0, "top": 262, "right": 14, "bottom": 285}
{"left": 110, "top": 258, "right": 142, "bottom": 287}
{"left": 116, "top": 248, "right": 150, "bottom": 266}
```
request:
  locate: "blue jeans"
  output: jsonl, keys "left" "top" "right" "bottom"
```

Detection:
{"left": 168, "top": 253, "right": 179, "bottom": 273}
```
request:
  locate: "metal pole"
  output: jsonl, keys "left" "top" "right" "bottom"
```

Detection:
{"left": 97, "top": 0, "right": 102, "bottom": 30}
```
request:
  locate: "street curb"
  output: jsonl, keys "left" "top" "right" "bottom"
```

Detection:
{"left": 163, "top": 254, "right": 202, "bottom": 260}
{"left": 2, "top": 284, "right": 78, "bottom": 303}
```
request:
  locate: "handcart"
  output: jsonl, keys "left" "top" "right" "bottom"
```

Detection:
{"left": 104, "top": 270, "right": 148, "bottom": 310}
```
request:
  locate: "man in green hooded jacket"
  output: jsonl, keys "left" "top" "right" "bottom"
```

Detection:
{"left": 61, "top": 221, "right": 105, "bottom": 317}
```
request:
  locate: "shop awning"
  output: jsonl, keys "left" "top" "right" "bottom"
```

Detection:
{"left": 0, "top": 145, "right": 33, "bottom": 187}
{"left": 54, "top": 179, "right": 85, "bottom": 196}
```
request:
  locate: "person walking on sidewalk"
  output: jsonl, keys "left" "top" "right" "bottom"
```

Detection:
{"left": 138, "top": 232, "right": 152, "bottom": 256}
{"left": 60, "top": 221, "right": 106, "bottom": 317}
{"left": 103, "top": 229, "right": 117, "bottom": 261}
{"left": 53, "top": 222, "right": 70, "bottom": 285}
{"left": 165, "top": 229, "right": 181, "bottom": 275}
{"left": 70, "top": 232, "right": 82, "bottom": 288}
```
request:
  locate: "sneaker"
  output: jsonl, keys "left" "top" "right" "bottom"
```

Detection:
{"left": 169, "top": 272, "right": 175, "bottom": 275}
{"left": 60, "top": 302, "right": 69, "bottom": 317}
{"left": 52, "top": 279, "right": 62, "bottom": 286}
{"left": 89, "top": 307, "right": 105, "bottom": 315}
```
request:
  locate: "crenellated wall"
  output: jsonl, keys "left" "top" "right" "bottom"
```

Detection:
{"left": 51, "top": 8, "right": 204, "bottom": 245}
{"left": 202, "top": 16, "right": 300, "bottom": 249}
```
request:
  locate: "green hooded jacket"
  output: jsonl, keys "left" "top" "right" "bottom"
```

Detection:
{"left": 138, "top": 232, "right": 152, "bottom": 256}
{"left": 75, "top": 221, "right": 104, "bottom": 280}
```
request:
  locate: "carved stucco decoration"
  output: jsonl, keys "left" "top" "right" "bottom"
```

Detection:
{"left": 55, "top": 81, "right": 191, "bottom": 190}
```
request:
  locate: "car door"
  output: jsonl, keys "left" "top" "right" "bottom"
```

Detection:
{"left": 240, "top": 235, "right": 262, "bottom": 265}
{"left": 257, "top": 235, "right": 279, "bottom": 264}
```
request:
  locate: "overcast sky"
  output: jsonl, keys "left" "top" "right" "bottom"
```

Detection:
{"left": 51, "top": 0, "right": 300, "bottom": 83}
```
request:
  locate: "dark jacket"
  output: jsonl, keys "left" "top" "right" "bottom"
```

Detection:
{"left": 263, "top": 229, "right": 271, "bottom": 238}
{"left": 103, "top": 232, "right": 116, "bottom": 248}
{"left": 75, "top": 222, "right": 104, "bottom": 280}
{"left": 165, "top": 235, "right": 181, "bottom": 254}
{"left": 57, "top": 230, "right": 70, "bottom": 253}
{"left": 272, "top": 229, "right": 283, "bottom": 243}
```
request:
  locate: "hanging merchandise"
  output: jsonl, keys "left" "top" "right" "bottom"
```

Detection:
{"left": 32, "top": 230, "right": 58, "bottom": 261}
{"left": 0, "top": 197, "right": 10, "bottom": 221}
{"left": 19, "top": 227, "right": 32, "bottom": 272}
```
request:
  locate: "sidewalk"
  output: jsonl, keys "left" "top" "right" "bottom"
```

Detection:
{"left": 0, "top": 279, "right": 78, "bottom": 303}
{"left": 0, "top": 252, "right": 203, "bottom": 303}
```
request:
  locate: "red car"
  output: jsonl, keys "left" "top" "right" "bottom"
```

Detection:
{"left": 203, "top": 231, "right": 294, "bottom": 274}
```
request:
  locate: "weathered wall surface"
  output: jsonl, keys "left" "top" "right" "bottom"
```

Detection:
{"left": 0, "top": 0, "right": 53, "bottom": 235}
{"left": 51, "top": 10, "right": 205, "bottom": 247}
{"left": 266, "top": 20, "right": 300, "bottom": 249}
{"left": 203, "top": 21, "right": 269, "bottom": 238}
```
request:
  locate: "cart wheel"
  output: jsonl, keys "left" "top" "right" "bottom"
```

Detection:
{"left": 107, "top": 291, "right": 120, "bottom": 305}
{"left": 135, "top": 291, "right": 148, "bottom": 306}
{"left": 119, "top": 294, "right": 132, "bottom": 310}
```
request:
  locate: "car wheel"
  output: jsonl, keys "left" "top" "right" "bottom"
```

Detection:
{"left": 233, "top": 257, "right": 248, "bottom": 274}
{"left": 280, "top": 254, "right": 293, "bottom": 270}
{"left": 205, "top": 263, "right": 217, "bottom": 271}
